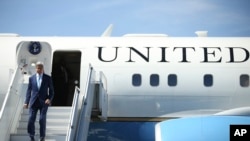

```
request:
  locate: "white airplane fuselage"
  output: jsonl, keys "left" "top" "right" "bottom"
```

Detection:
{"left": 0, "top": 36, "right": 250, "bottom": 119}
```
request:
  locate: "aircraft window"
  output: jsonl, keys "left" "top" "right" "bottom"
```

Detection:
{"left": 204, "top": 74, "right": 213, "bottom": 87}
{"left": 168, "top": 74, "right": 177, "bottom": 86}
{"left": 132, "top": 74, "right": 141, "bottom": 86}
{"left": 240, "top": 74, "right": 249, "bottom": 87}
{"left": 150, "top": 74, "right": 159, "bottom": 86}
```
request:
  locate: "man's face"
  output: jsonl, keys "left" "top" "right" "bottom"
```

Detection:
{"left": 36, "top": 65, "right": 43, "bottom": 74}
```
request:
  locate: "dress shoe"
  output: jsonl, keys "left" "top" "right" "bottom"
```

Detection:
{"left": 40, "top": 137, "right": 45, "bottom": 141}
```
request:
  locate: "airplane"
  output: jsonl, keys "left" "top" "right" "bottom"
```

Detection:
{"left": 0, "top": 25, "right": 250, "bottom": 141}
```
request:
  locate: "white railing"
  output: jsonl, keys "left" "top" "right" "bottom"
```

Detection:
{"left": 99, "top": 71, "right": 107, "bottom": 91}
{"left": 65, "top": 66, "right": 109, "bottom": 141}
{"left": 99, "top": 71, "right": 108, "bottom": 121}
{"left": 65, "top": 86, "right": 81, "bottom": 141}
{"left": 0, "top": 67, "right": 25, "bottom": 141}
{"left": 66, "top": 64, "right": 95, "bottom": 141}
{"left": 75, "top": 65, "right": 96, "bottom": 141}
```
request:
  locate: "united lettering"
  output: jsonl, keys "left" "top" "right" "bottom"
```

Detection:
{"left": 97, "top": 46, "right": 250, "bottom": 63}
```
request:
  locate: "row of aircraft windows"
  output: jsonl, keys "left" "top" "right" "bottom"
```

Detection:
{"left": 132, "top": 74, "right": 250, "bottom": 87}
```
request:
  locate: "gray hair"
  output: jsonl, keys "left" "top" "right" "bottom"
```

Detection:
{"left": 36, "top": 61, "right": 44, "bottom": 68}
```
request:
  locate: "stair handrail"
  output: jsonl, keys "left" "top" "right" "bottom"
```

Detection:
{"left": 66, "top": 64, "right": 94, "bottom": 141}
{"left": 98, "top": 71, "right": 108, "bottom": 121}
{"left": 0, "top": 68, "right": 16, "bottom": 119}
{"left": 66, "top": 86, "right": 81, "bottom": 141}
{"left": 0, "top": 67, "right": 24, "bottom": 141}
{"left": 99, "top": 71, "right": 107, "bottom": 91}
{"left": 75, "top": 64, "right": 96, "bottom": 141}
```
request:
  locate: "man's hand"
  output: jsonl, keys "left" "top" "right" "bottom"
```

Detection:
{"left": 45, "top": 99, "right": 51, "bottom": 105}
{"left": 23, "top": 104, "right": 28, "bottom": 109}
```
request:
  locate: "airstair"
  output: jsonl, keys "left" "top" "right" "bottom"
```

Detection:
{"left": 0, "top": 64, "right": 108, "bottom": 141}
{"left": 11, "top": 107, "right": 71, "bottom": 141}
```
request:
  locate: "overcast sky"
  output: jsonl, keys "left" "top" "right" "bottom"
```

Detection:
{"left": 0, "top": 0, "right": 249, "bottom": 37}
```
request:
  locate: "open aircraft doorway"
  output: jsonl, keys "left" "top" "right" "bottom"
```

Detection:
{"left": 52, "top": 51, "right": 81, "bottom": 106}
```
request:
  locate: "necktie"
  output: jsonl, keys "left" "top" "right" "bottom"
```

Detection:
{"left": 38, "top": 75, "right": 42, "bottom": 89}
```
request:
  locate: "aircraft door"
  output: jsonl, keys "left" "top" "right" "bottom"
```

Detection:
{"left": 51, "top": 51, "right": 81, "bottom": 106}
{"left": 16, "top": 41, "right": 52, "bottom": 75}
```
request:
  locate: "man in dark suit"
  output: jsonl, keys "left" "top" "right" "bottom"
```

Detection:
{"left": 24, "top": 62, "right": 54, "bottom": 141}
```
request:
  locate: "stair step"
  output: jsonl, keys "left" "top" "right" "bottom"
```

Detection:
{"left": 18, "top": 120, "right": 69, "bottom": 128}
{"left": 20, "top": 114, "right": 70, "bottom": 121}
{"left": 15, "top": 128, "right": 67, "bottom": 134}
{"left": 16, "top": 125, "right": 68, "bottom": 131}
{"left": 10, "top": 106, "right": 71, "bottom": 141}
{"left": 22, "top": 106, "right": 72, "bottom": 114}
{"left": 10, "top": 134, "right": 66, "bottom": 141}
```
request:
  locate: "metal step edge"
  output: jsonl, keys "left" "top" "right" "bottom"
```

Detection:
{"left": 16, "top": 126, "right": 68, "bottom": 130}
{"left": 18, "top": 122, "right": 69, "bottom": 127}
{"left": 20, "top": 115, "right": 70, "bottom": 120}
{"left": 10, "top": 134, "right": 66, "bottom": 141}
{"left": 15, "top": 129, "right": 67, "bottom": 134}
{"left": 22, "top": 108, "right": 72, "bottom": 113}
{"left": 21, "top": 112, "right": 72, "bottom": 115}
{"left": 19, "top": 118, "right": 70, "bottom": 122}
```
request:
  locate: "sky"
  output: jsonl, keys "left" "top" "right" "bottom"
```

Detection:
{"left": 0, "top": 0, "right": 249, "bottom": 37}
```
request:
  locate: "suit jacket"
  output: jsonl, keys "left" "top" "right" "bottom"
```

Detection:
{"left": 25, "top": 73, "right": 54, "bottom": 107}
